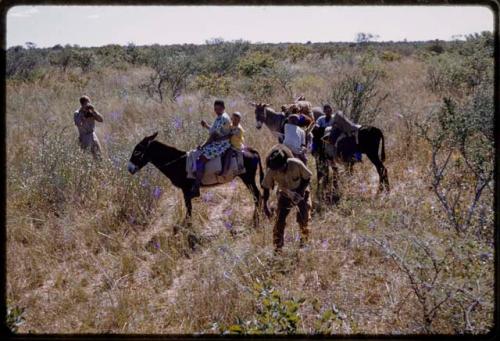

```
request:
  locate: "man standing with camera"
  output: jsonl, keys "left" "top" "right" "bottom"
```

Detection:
{"left": 73, "top": 95, "right": 104, "bottom": 159}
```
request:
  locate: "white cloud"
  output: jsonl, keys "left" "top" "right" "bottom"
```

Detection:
{"left": 8, "top": 7, "right": 39, "bottom": 18}
{"left": 87, "top": 14, "right": 100, "bottom": 19}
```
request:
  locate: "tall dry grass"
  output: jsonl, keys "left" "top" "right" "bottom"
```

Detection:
{"left": 6, "top": 56, "right": 493, "bottom": 334}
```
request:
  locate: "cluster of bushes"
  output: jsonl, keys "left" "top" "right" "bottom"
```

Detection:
{"left": 8, "top": 34, "right": 488, "bottom": 86}
{"left": 7, "top": 126, "right": 165, "bottom": 231}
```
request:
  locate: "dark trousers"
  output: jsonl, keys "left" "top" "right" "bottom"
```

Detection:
{"left": 274, "top": 190, "right": 311, "bottom": 249}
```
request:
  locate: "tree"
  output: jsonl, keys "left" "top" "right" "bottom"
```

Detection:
{"left": 25, "top": 41, "right": 37, "bottom": 49}
{"left": 142, "top": 48, "right": 197, "bottom": 102}
{"left": 73, "top": 50, "right": 96, "bottom": 73}
{"left": 49, "top": 47, "right": 76, "bottom": 72}
{"left": 125, "top": 42, "right": 142, "bottom": 65}
{"left": 328, "top": 68, "right": 388, "bottom": 125}
{"left": 355, "top": 32, "right": 379, "bottom": 44}
{"left": 202, "top": 38, "right": 250, "bottom": 75}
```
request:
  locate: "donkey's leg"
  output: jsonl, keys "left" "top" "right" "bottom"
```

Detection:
{"left": 366, "top": 152, "right": 389, "bottom": 193}
{"left": 347, "top": 161, "right": 355, "bottom": 176}
{"left": 182, "top": 190, "right": 193, "bottom": 219}
{"left": 240, "top": 174, "right": 262, "bottom": 228}
{"left": 315, "top": 156, "right": 324, "bottom": 202}
{"left": 330, "top": 161, "right": 341, "bottom": 204}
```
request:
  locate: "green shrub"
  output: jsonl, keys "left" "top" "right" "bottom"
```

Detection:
{"left": 193, "top": 74, "right": 232, "bottom": 97}
{"left": 218, "top": 281, "right": 303, "bottom": 334}
{"left": 237, "top": 52, "right": 276, "bottom": 77}
{"left": 380, "top": 50, "right": 401, "bottom": 62}
{"left": 6, "top": 305, "right": 25, "bottom": 333}
{"left": 287, "top": 44, "right": 310, "bottom": 63}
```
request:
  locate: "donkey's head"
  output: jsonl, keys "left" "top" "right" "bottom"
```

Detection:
{"left": 250, "top": 102, "right": 271, "bottom": 130}
{"left": 127, "top": 132, "right": 158, "bottom": 174}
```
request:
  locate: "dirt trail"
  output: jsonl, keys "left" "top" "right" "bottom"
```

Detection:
{"left": 159, "top": 182, "right": 254, "bottom": 306}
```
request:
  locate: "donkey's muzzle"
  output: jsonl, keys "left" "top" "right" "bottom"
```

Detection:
{"left": 128, "top": 162, "right": 138, "bottom": 174}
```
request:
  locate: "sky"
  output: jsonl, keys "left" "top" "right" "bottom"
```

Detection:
{"left": 6, "top": 5, "right": 494, "bottom": 48}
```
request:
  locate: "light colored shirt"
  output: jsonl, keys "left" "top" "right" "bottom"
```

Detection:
{"left": 74, "top": 109, "right": 96, "bottom": 136}
{"left": 209, "top": 112, "right": 231, "bottom": 137}
{"left": 315, "top": 115, "right": 334, "bottom": 128}
{"left": 283, "top": 123, "right": 306, "bottom": 154}
{"left": 262, "top": 158, "right": 312, "bottom": 191}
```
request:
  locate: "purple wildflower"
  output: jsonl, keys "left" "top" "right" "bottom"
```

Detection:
{"left": 223, "top": 208, "right": 233, "bottom": 217}
{"left": 172, "top": 116, "right": 183, "bottom": 130}
{"left": 321, "top": 239, "right": 329, "bottom": 249}
{"left": 188, "top": 106, "right": 194, "bottom": 113}
{"left": 229, "top": 100, "right": 237, "bottom": 107}
{"left": 230, "top": 179, "right": 237, "bottom": 190}
{"left": 176, "top": 95, "right": 184, "bottom": 104}
{"left": 285, "top": 235, "right": 293, "bottom": 242}
{"left": 295, "top": 233, "right": 300, "bottom": 242}
{"left": 111, "top": 156, "right": 121, "bottom": 168}
{"left": 369, "top": 221, "right": 377, "bottom": 230}
{"left": 202, "top": 191, "right": 214, "bottom": 202}
{"left": 141, "top": 179, "right": 150, "bottom": 187}
{"left": 103, "top": 132, "right": 112, "bottom": 144}
{"left": 224, "top": 221, "right": 233, "bottom": 230}
{"left": 109, "top": 110, "right": 123, "bottom": 121}
{"left": 152, "top": 186, "right": 162, "bottom": 199}
{"left": 154, "top": 241, "right": 160, "bottom": 249}
{"left": 128, "top": 215, "right": 136, "bottom": 225}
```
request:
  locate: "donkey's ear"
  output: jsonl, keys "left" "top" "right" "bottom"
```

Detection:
{"left": 146, "top": 131, "right": 158, "bottom": 141}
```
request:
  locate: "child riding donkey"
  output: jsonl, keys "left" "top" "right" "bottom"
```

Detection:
{"left": 192, "top": 100, "right": 250, "bottom": 197}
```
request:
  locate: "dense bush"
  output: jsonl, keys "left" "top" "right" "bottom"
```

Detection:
{"left": 202, "top": 38, "right": 251, "bottom": 75}
{"left": 380, "top": 50, "right": 402, "bottom": 62}
{"left": 425, "top": 32, "right": 493, "bottom": 96}
{"left": 287, "top": 44, "right": 310, "bottom": 63}
{"left": 237, "top": 51, "right": 277, "bottom": 77}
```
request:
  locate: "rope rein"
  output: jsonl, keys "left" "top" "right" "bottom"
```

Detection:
{"left": 161, "top": 154, "right": 187, "bottom": 168}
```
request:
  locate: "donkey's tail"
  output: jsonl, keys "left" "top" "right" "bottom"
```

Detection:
{"left": 379, "top": 129, "right": 386, "bottom": 162}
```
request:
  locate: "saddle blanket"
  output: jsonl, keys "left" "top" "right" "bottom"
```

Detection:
{"left": 186, "top": 147, "right": 246, "bottom": 185}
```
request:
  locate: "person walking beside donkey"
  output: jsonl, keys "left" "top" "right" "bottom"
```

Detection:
{"left": 73, "top": 95, "right": 104, "bottom": 159}
{"left": 262, "top": 145, "right": 313, "bottom": 251}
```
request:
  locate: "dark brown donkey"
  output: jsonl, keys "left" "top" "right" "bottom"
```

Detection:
{"left": 128, "top": 132, "right": 264, "bottom": 225}
{"left": 311, "top": 125, "right": 389, "bottom": 202}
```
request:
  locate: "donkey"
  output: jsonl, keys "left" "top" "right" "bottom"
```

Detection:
{"left": 128, "top": 132, "right": 265, "bottom": 225}
{"left": 251, "top": 103, "right": 287, "bottom": 142}
{"left": 253, "top": 103, "right": 327, "bottom": 198}
{"left": 311, "top": 124, "right": 390, "bottom": 199}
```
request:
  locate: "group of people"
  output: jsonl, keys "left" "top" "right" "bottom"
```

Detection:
{"left": 72, "top": 95, "right": 351, "bottom": 251}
